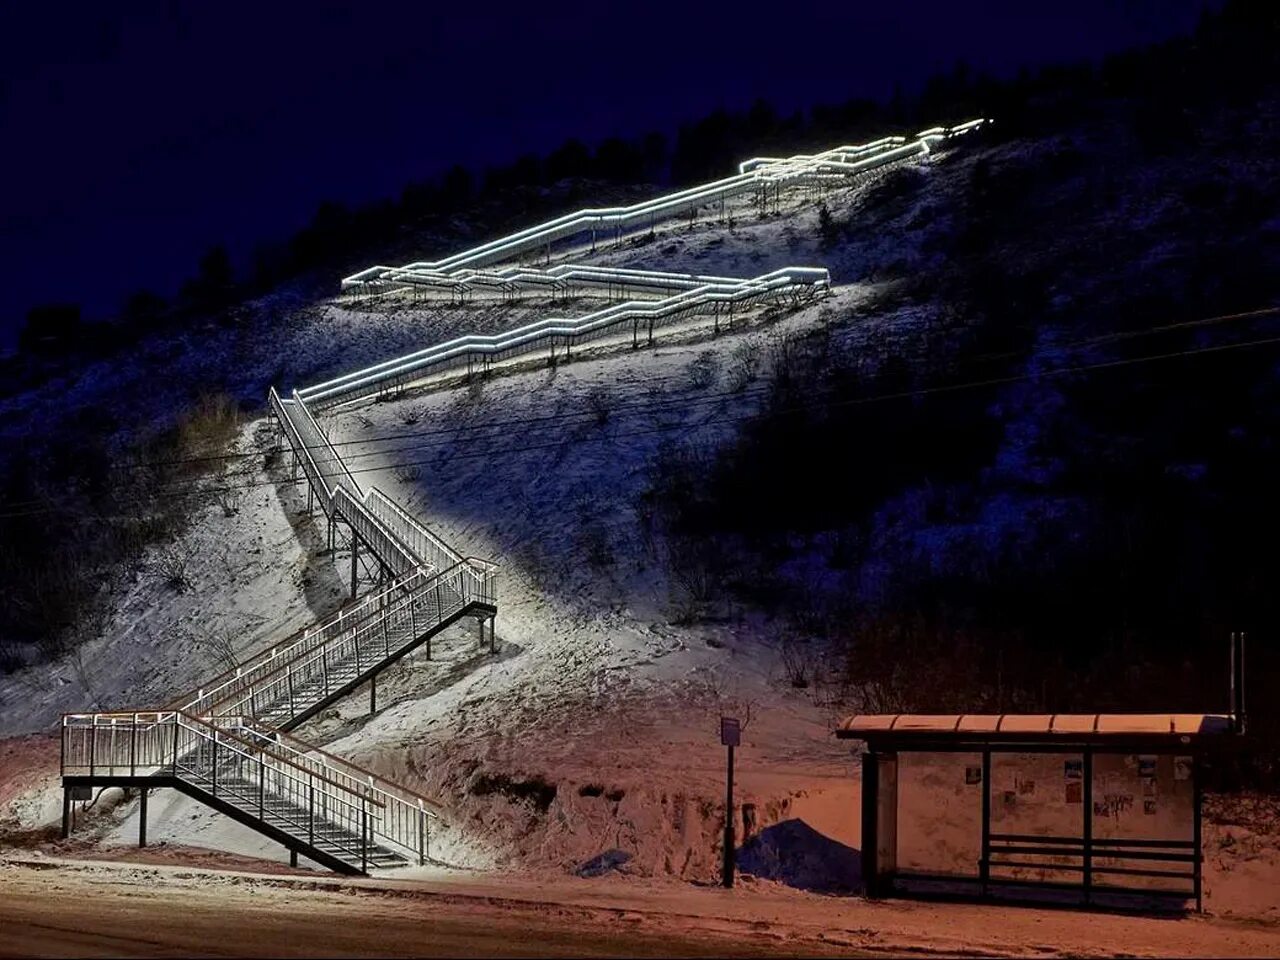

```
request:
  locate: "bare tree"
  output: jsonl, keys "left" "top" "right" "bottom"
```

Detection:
{"left": 194, "top": 626, "right": 240, "bottom": 672}
{"left": 154, "top": 546, "right": 190, "bottom": 592}
{"left": 69, "top": 646, "right": 105, "bottom": 712}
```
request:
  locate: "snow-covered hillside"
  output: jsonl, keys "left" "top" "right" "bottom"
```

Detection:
{"left": 5, "top": 114, "right": 1277, "bottom": 910}
{"left": 0, "top": 153, "right": 929, "bottom": 879}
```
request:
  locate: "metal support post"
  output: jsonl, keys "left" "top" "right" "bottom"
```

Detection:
{"left": 361, "top": 802, "right": 369, "bottom": 874}
{"left": 370, "top": 674, "right": 377, "bottom": 715}
{"left": 980, "top": 749, "right": 991, "bottom": 897}
{"left": 1193, "top": 758, "right": 1203, "bottom": 913}
{"left": 418, "top": 806, "right": 426, "bottom": 866}
{"left": 861, "top": 752, "right": 878, "bottom": 896}
{"left": 351, "top": 534, "right": 359, "bottom": 598}
{"left": 1083, "top": 748, "right": 1093, "bottom": 904}
{"left": 722, "top": 742, "right": 735, "bottom": 888}
{"left": 61, "top": 788, "right": 71, "bottom": 839}
{"left": 139, "top": 788, "right": 148, "bottom": 847}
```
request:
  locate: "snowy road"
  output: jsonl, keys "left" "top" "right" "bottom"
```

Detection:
{"left": 4, "top": 855, "right": 1280, "bottom": 959}
{"left": 0, "top": 858, "right": 853, "bottom": 959}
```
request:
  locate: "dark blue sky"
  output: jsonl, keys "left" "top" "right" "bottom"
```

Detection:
{"left": 0, "top": 1, "right": 1217, "bottom": 347}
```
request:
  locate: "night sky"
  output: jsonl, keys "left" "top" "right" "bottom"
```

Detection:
{"left": 0, "top": 1, "right": 1218, "bottom": 348}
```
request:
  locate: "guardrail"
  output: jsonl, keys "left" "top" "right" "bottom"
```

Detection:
{"left": 303, "top": 267, "right": 830, "bottom": 408}
{"left": 354, "top": 263, "right": 782, "bottom": 305}
{"left": 192, "top": 559, "right": 494, "bottom": 725}
{"left": 271, "top": 387, "right": 483, "bottom": 582}
{"left": 342, "top": 120, "right": 987, "bottom": 292}
{"left": 178, "top": 564, "right": 429, "bottom": 718}
{"left": 61, "top": 711, "right": 399, "bottom": 868}
{"left": 231, "top": 717, "right": 445, "bottom": 861}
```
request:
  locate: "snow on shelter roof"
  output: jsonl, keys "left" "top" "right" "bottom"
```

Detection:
{"left": 835, "top": 713, "right": 1234, "bottom": 741}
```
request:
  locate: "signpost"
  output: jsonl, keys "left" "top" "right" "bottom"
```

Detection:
{"left": 721, "top": 716, "right": 740, "bottom": 889}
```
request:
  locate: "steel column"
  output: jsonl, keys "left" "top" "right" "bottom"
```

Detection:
{"left": 861, "top": 751, "right": 879, "bottom": 896}
{"left": 1083, "top": 748, "right": 1093, "bottom": 904}
{"left": 980, "top": 748, "right": 991, "bottom": 897}
{"left": 1193, "top": 758, "right": 1203, "bottom": 913}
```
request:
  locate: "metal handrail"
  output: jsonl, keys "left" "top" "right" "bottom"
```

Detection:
{"left": 181, "top": 559, "right": 492, "bottom": 721}
{"left": 364, "top": 263, "right": 802, "bottom": 303}
{"left": 229, "top": 717, "right": 445, "bottom": 859}
{"left": 302, "top": 267, "right": 829, "bottom": 408}
{"left": 234, "top": 718, "right": 445, "bottom": 815}
{"left": 179, "top": 565, "right": 425, "bottom": 716}
{"left": 62, "top": 711, "right": 384, "bottom": 809}
{"left": 341, "top": 120, "right": 987, "bottom": 290}
{"left": 201, "top": 559, "right": 492, "bottom": 721}
{"left": 273, "top": 387, "right": 490, "bottom": 584}
{"left": 60, "top": 711, "right": 419, "bottom": 865}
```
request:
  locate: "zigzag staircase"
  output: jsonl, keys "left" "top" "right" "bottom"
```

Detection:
{"left": 59, "top": 120, "right": 987, "bottom": 873}
{"left": 61, "top": 390, "right": 497, "bottom": 874}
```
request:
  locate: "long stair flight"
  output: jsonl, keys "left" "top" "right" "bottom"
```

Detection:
{"left": 59, "top": 119, "right": 987, "bottom": 873}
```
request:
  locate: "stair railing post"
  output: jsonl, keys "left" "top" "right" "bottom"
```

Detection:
{"left": 259, "top": 756, "right": 266, "bottom": 818}
{"left": 418, "top": 803, "right": 425, "bottom": 866}
{"left": 171, "top": 715, "right": 180, "bottom": 774}
{"left": 322, "top": 648, "right": 330, "bottom": 696}
{"left": 288, "top": 669, "right": 295, "bottom": 718}
{"left": 211, "top": 735, "right": 218, "bottom": 796}
{"left": 361, "top": 796, "right": 369, "bottom": 874}
{"left": 308, "top": 780, "right": 315, "bottom": 848}
{"left": 88, "top": 718, "right": 96, "bottom": 777}
{"left": 382, "top": 610, "right": 390, "bottom": 658}
{"left": 130, "top": 713, "right": 138, "bottom": 777}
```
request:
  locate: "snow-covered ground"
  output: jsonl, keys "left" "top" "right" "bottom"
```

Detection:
{"left": 4, "top": 138, "right": 1279, "bottom": 936}
{"left": 0, "top": 159, "right": 904, "bottom": 877}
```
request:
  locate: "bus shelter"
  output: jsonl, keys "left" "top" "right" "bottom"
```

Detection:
{"left": 837, "top": 713, "right": 1238, "bottom": 911}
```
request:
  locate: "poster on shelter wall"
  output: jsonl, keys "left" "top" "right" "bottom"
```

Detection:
{"left": 1138, "top": 755, "right": 1158, "bottom": 778}
{"left": 1175, "top": 756, "right": 1193, "bottom": 781}
{"left": 1144, "top": 799, "right": 1158, "bottom": 815}
{"left": 1064, "top": 759, "right": 1083, "bottom": 782}
{"left": 1065, "top": 781, "right": 1083, "bottom": 804}
{"left": 1142, "top": 777, "right": 1158, "bottom": 798}
{"left": 965, "top": 765, "right": 982, "bottom": 785}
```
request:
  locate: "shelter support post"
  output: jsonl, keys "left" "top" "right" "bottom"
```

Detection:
{"left": 1083, "top": 748, "right": 1093, "bottom": 904}
{"left": 862, "top": 751, "right": 898, "bottom": 897}
{"left": 61, "top": 788, "right": 71, "bottom": 839}
{"left": 1194, "top": 760, "right": 1203, "bottom": 913}
{"left": 138, "top": 788, "right": 148, "bottom": 847}
{"left": 980, "top": 749, "right": 991, "bottom": 897}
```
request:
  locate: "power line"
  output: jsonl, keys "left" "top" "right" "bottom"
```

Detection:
{"left": 6, "top": 324, "right": 1280, "bottom": 520}
{"left": 86, "top": 302, "right": 1280, "bottom": 476}
{"left": 151, "top": 302, "right": 1280, "bottom": 483}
